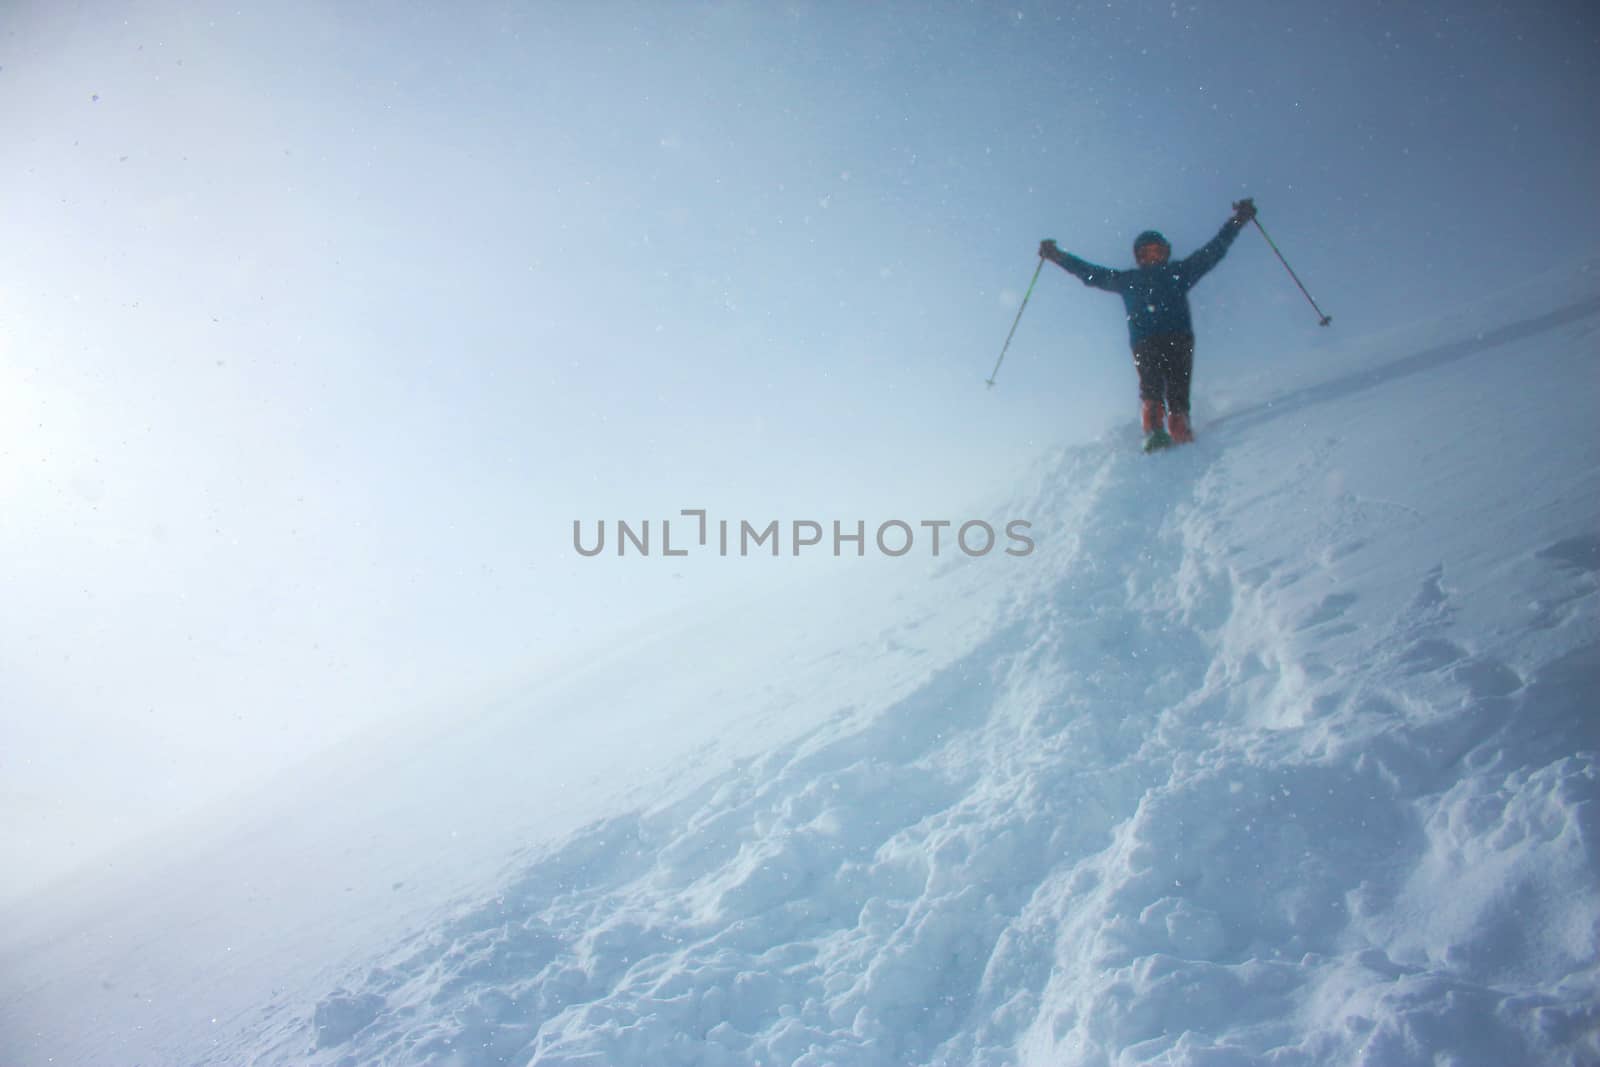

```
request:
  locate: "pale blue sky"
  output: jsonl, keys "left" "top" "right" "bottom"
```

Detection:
{"left": 2, "top": 0, "right": 1596, "bottom": 897}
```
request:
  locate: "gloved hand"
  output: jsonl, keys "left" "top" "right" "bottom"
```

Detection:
{"left": 1231, "top": 198, "right": 1257, "bottom": 226}
{"left": 1039, "top": 238, "right": 1059, "bottom": 259}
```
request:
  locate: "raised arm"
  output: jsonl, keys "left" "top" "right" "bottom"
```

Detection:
{"left": 1178, "top": 199, "right": 1255, "bottom": 285}
{"left": 1040, "top": 239, "right": 1122, "bottom": 292}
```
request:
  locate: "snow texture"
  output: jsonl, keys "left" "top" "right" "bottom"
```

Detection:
{"left": 3, "top": 272, "right": 1598, "bottom": 1066}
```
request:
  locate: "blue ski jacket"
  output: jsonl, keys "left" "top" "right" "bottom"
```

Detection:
{"left": 1044, "top": 218, "right": 1244, "bottom": 347}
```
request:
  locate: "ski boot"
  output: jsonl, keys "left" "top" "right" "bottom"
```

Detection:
{"left": 1141, "top": 400, "right": 1172, "bottom": 453}
{"left": 1168, "top": 411, "right": 1195, "bottom": 445}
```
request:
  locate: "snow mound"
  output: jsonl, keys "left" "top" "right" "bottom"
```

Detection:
{"left": 207, "top": 290, "right": 1600, "bottom": 1066}
{"left": 4, "top": 285, "right": 1597, "bottom": 1067}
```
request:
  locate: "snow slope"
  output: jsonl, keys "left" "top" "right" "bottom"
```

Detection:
{"left": 4, "top": 272, "right": 1598, "bottom": 1066}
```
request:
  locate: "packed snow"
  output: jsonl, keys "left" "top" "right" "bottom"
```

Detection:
{"left": 3, "top": 270, "right": 1597, "bottom": 1066}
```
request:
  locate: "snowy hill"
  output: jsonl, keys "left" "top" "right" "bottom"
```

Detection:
{"left": 4, "top": 275, "right": 1598, "bottom": 1066}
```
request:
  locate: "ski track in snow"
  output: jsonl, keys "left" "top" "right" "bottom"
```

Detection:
{"left": 8, "top": 286, "right": 1600, "bottom": 1067}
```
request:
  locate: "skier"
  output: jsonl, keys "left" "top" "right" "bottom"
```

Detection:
{"left": 1039, "top": 198, "right": 1256, "bottom": 451}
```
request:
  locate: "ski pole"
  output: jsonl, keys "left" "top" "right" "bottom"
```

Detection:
{"left": 1247, "top": 210, "right": 1331, "bottom": 326}
{"left": 986, "top": 254, "right": 1045, "bottom": 388}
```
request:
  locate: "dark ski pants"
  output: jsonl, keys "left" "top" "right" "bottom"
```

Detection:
{"left": 1132, "top": 332, "right": 1195, "bottom": 414}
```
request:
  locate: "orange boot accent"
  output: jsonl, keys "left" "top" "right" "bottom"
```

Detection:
{"left": 1141, "top": 399, "right": 1166, "bottom": 434}
{"left": 1168, "top": 411, "right": 1195, "bottom": 444}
